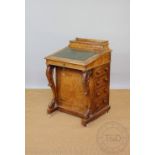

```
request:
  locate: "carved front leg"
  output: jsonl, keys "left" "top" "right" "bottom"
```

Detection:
{"left": 82, "top": 70, "right": 92, "bottom": 95}
{"left": 46, "top": 65, "right": 57, "bottom": 114}
{"left": 82, "top": 70, "right": 93, "bottom": 124}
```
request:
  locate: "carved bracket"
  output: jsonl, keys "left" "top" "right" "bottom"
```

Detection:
{"left": 82, "top": 70, "right": 92, "bottom": 95}
{"left": 46, "top": 65, "right": 57, "bottom": 113}
{"left": 82, "top": 69, "right": 97, "bottom": 120}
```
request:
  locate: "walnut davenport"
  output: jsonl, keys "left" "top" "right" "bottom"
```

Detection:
{"left": 45, "top": 38, "right": 112, "bottom": 126}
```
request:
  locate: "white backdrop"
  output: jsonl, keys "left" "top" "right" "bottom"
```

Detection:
{"left": 25, "top": 0, "right": 130, "bottom": 88}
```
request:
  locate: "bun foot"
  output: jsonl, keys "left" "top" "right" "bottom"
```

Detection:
{"left": 81, "top": 119, "right": 87, "bottom": 127}
{"left": 47, "top": 101, "right": 58, "bottom": 114}
{"left": 47, "top": 107, "right": 53, "bottom": 114}
{"left": 107, "top": 106, "right": 111, "bottom": 113}
{"left": 47, "top": 106, "right": 58, "bottom": 114}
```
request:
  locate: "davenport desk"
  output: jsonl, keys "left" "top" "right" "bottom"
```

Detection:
{"left": 45, "top": 38, "right": 111, "bottom": 126}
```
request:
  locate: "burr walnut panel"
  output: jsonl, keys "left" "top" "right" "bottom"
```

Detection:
{"left": 56, "top": 67, "right": 93, "bottom": 114}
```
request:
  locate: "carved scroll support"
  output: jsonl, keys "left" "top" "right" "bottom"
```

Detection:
{"left": 46, "top": 65, "right": 58, "bottom": 114}
{"left": 82, "top": 70, "right": 93, "bottom": 125}
{"left": 82, "top": 70, "right": 92, "bottom": 96}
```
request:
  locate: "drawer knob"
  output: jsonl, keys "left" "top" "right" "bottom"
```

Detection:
{"left": 103, "top": 99, "right": 108, "bottom": 103}
{"left": 96, "top": 71, "right": 101, "bottom": 75}
{"left": 103, "top": 89, "right": 107, "bottom": 93}
{"left": 96, "top": 81, "right": 100, "bottom": 85}
{"left": 103, "top": 76, "right": 108, "bottom": 81}
{"left": 96, "top": 92, "right": 101, "bottom": 96}
{"left": 104, "top": 67, "right": 109, "bottom": 72}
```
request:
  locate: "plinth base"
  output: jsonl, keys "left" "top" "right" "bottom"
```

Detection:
{"left": 47, "top": 104, "right": 111, "bottom": 126}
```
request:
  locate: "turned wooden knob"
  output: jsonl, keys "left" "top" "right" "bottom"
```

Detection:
{"left": 104, "top": 67, "right": 109, "bottom": 72}
{"left": 103, "top": 76, "right": 108, "bottom": 81}
{"left": 96, "top": 71, "right": 101, "bottom": 75}
{"left": 96, "top": 81, "right": 100, "bottom": 85}
{"left": 103, "top": 88, "right": 107, "bottom": 93}
{"left": 96, "top": 92, "right": 101, "bottom": 96}
{"left": 103, "top": 99, "right": 108, "bottom": 103}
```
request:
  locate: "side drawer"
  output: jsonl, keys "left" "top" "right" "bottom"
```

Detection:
{"left": 94, "top": 97, "right": 109, "bottom": 111}
{"left": 95, "top": 87, "right": 108, "bottom": 98}
{"left": 94, "top": 75, "right": 108, "bottom": 89}
{"left": 93, "top": 64, "right": 109, "bottom": 78}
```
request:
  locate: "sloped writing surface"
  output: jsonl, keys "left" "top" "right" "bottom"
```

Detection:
{"left": 52, "top": 47, "right": 98, "bottom": 61}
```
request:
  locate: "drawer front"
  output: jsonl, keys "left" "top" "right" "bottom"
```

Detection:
{"left": 94, "top": 67, "right": 104, "bottom": 78}
{"left": 95, "top": 97, "right": 109, "bottom": 111}
{"left": 95, "top": 76, "right": 108, "bottom": 88}
{"left": 95, "top": 87, "right": 108, "bottom": 98}
{"left": 94, "top": 64, "right": 109, "bottom": 78}
{"left": 95, "top": 77, "right": 104, "bottom": 88}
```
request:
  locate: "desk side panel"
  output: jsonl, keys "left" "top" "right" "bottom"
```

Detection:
{"left": 56, "top": 67, "right": 93, "bottom": 115}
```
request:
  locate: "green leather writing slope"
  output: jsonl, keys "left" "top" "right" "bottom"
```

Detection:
{"left": 49, "top": 47, "right": 98, "bottom": 61}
